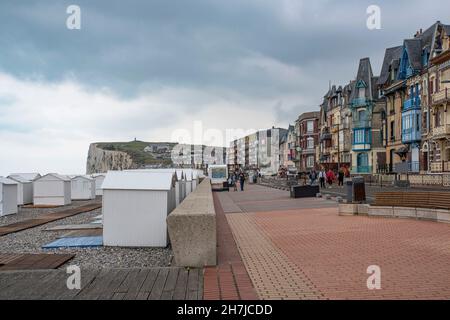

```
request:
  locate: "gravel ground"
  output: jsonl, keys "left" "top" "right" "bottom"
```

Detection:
{"left": 0, "top": 203, "right": 173, "bottom": 269}
{"left": 0, "top": 199, "right": 96, "bottom": 227}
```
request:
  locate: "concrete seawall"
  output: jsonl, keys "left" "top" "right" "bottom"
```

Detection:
{"left": 167, "top": 178, "right": 216, "bottom": 267}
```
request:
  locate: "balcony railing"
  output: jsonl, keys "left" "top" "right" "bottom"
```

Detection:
{"left": 432, "top": 125, "right": 450, "bottom": 138}
{"left": 302, "top": 148, "right": 315, "bottom": 155}
{"left": 353, "top": 120, "right": 371, "bottom": 128}
{"left": 432, "top": 88, "right": 450, "bottom": 104}
{"left": 352, "top": 97, "right": 369, "bottom": 107}
{"left": 320, "top": 133, "right": 332, "bottom": 141}
{"left": 402, "top": 127, "right": 421, "bottom": 143}
{"left": 403, "top": 97, "right": 421, "bottom": 111}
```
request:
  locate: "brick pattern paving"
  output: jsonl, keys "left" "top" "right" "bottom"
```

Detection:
{"left": 232, "top": 206, "right": 450, "bottom": 299}
{"left": 203, "top": 192, "right": 258, "bottom": 300}
{"left": 227, "top": 213, "right": 323, "bottom": 300}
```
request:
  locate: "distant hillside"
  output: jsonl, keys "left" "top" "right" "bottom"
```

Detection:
{"left": 86, "top": 140, "right": 226, "bottom": 174}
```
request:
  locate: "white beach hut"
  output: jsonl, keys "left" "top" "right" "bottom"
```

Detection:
{"left": 91, "top": 173, "right": 106, "bottom": 196}
{"left": 7, "top": 175, "right": 33, "bottom": 205}
{"left": 183, "top": 169, "right": 194, "bottom": 197}
{"left": 0, "top": 177, "right": 18, "bottom": 216}
{"left": 70, "top": 175, "right": 96, "bottom": 200}
{"left": 9, "top": 173, "right": 41, "bottom": 181}
{"left": 102, "top": 171, "right": 177, "bottom": 247}
{"left": 126, "top": 169, "right": 184, "bottom": 206}
{"left": 33, "top": 173, "right": 71, "bottom": 206}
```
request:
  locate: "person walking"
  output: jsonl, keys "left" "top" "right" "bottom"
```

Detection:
{"left": 239, "top": 172, "right": 246, "bottom": 191}
{"left": 326, "top": 169, "right": 335, "bottom": 188}
{"left": 338, "top": 168, "right": 344, "bottom": 187}
{"left": 309, "top": 170, "right": 317, "bottom": 185}
{"left": 318, "top": 169, "right": 326, "bottom": 189}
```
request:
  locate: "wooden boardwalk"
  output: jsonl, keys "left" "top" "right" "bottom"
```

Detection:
{"left": 0, "top": 267, "right": 203, "bottom": 300}
{"left": 0, "top": 254, "right": 74, "bottom": 271}
{"left": 0, "top": 202, "right": 102, "bottom": 237}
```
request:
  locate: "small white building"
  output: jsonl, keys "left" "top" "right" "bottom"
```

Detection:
{"left": 9, "top": 173, "right": 41, "bottom": 181}
{"left": 184, "top": 170, "right": 193, "bottom": 196}
{"left": 33, "top": 173, "right": 71, "bottom": 206}
{"left": 91, "top": 174, "right": 106, "bottom": 196}
{"left": 0, "top": 177, "right": 18, "bottom": 216}
{"left": 7, "top": 175, "right": 33, "bottom": 205}
{"left": 70, "top": 175, "right": 96, "bottom": 200}
{"left": 102, "top": 171, "right": 177, "bottom": 247}
{"left": 125, "top": 169, "right": 185, "bottom": 207}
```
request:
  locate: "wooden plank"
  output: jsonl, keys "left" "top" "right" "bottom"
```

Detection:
{"left": 59, "top": 269, "right": 101, "bottom": 300}
{"left": 73, "top": 269, "right": 117, "bottom": 300}
{"left": 198, "top": 268, "right": 204, "bottom": 300}
{"left": 116, "top": 269, "right": 141, "bottom": 293}
{"left": 137, "top": 268, "right": 159, "bottom": 299}
{"left": 112, "top": 292, "right": 126, "bottom": 300}
{"left": 148, "top": 268, "right": 169, "bottom": 300}
{"left": 173, "top": 268, "right": 189, "bottom": 300}
{"left": 124, "top": 269, "right": 150, "bottom": 300}
{"left": 160, "top": 268, "right": 180, "bottom": 300}
{"left": 45, "top": 224, "right": 102, "bottom": 231}
{"left": 0, "top": 202, "right": 101, "bottom": 237}
{"left": 186, "top": 269, "right": 200, "bottom": 300}
{"left": 0, "top": 254, "right": 74, "bottom": 271}
{"left": 96, "top": 269, "right": 130, "bottom": 300}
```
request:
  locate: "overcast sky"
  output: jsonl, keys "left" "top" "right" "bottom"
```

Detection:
{"left": 0, "top": 0, "right": 447, "bottom": 175}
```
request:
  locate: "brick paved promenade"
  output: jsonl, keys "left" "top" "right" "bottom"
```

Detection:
{"left": 210, "top": 184, "right": 450, "bottom": 300}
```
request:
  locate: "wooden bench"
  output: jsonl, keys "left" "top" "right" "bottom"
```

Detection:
{"left": 373, "top": 192, "right": 450, "bottom": 210}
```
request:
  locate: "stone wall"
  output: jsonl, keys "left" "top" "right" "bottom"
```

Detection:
{"left": 167, "top": 178, "right": 216, "bottom": 267}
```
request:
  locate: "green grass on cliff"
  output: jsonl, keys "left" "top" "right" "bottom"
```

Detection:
{"left": 96, "top": 141, "right": 176, "bottom": 166}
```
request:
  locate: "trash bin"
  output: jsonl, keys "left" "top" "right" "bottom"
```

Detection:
{"left": 345, "top": 180, "right": 353, "bottom": 203}
{"left": 352, "top": 176, "right": 366, "bottom": 202}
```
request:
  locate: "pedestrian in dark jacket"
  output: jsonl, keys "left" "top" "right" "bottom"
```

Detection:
{"left": 239, "top": 172, "right": 245, "bottom": 191}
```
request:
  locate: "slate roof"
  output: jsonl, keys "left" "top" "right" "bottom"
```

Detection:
{"left": 350, "top": 58, "right": 376, "bottom": 100}
{"left": 377, "top": 46, "right": 403, "bottom": 86}
{"left": 404, "top": 38, "right": 423, "bottom": 70}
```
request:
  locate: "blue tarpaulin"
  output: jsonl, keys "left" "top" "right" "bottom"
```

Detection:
{"left": 42, "top": 236, "right": 103, "bottom": 249}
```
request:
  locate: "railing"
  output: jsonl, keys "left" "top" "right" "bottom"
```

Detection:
{"left": 353, "top": 120, "right": 371, "bottom": 128}
{"left": 302, "top": 148, "right": 315, "bottom": 155}
{"left": 430, "top": 162, "right": 443, "bottom": 172}
{"left": 403, "top": 97, "right": 421, "bottom": 110}
{"left": 352, "top": 166, "right": 373, "bottom": 174}
{"left": 430, "top": 161, "right": 450, "bottom": 172}
{"left": 432, "top": 88, "right": 450, "bottom": 104}
{"left": 432, "top": 125, "right": 450, "bottom": 137}
{"left": 352, "top": 97, "right": 369, "bottom": 107}
{"left": 402, "top": 127, "right": 422, "bottom": 143}
{"left": 377, "top": 164, "right": 393, "bottom": 174}
{"left": 320, "top": 133, "right": 332, "bottom": 141}
{"left": 394, "top": 161, "right": 420, "bottom": 173}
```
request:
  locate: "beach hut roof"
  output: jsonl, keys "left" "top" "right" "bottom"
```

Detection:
{"left": 102, "top": 171, "right": 176, "bottom": 191}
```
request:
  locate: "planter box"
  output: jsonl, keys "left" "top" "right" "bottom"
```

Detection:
{"left": 368, "top": 206, "right": 394, "bottom": 217}
{"left": 290, "top": 185, "right": 320, "bottom": 198}
{"left": 338, "top": 203, "right": 358, "bottom": 216}
{"left": 416, "top": 208, "right": 437, "bottom": 221}
{"left": 357, "top": 204, "right": 370, "bottom": 215}
{"left": 393, "top": 207, "right": 417, "bottom": 219}
{"left": 436, "top": 209, "right": 450, "bottom": 223}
